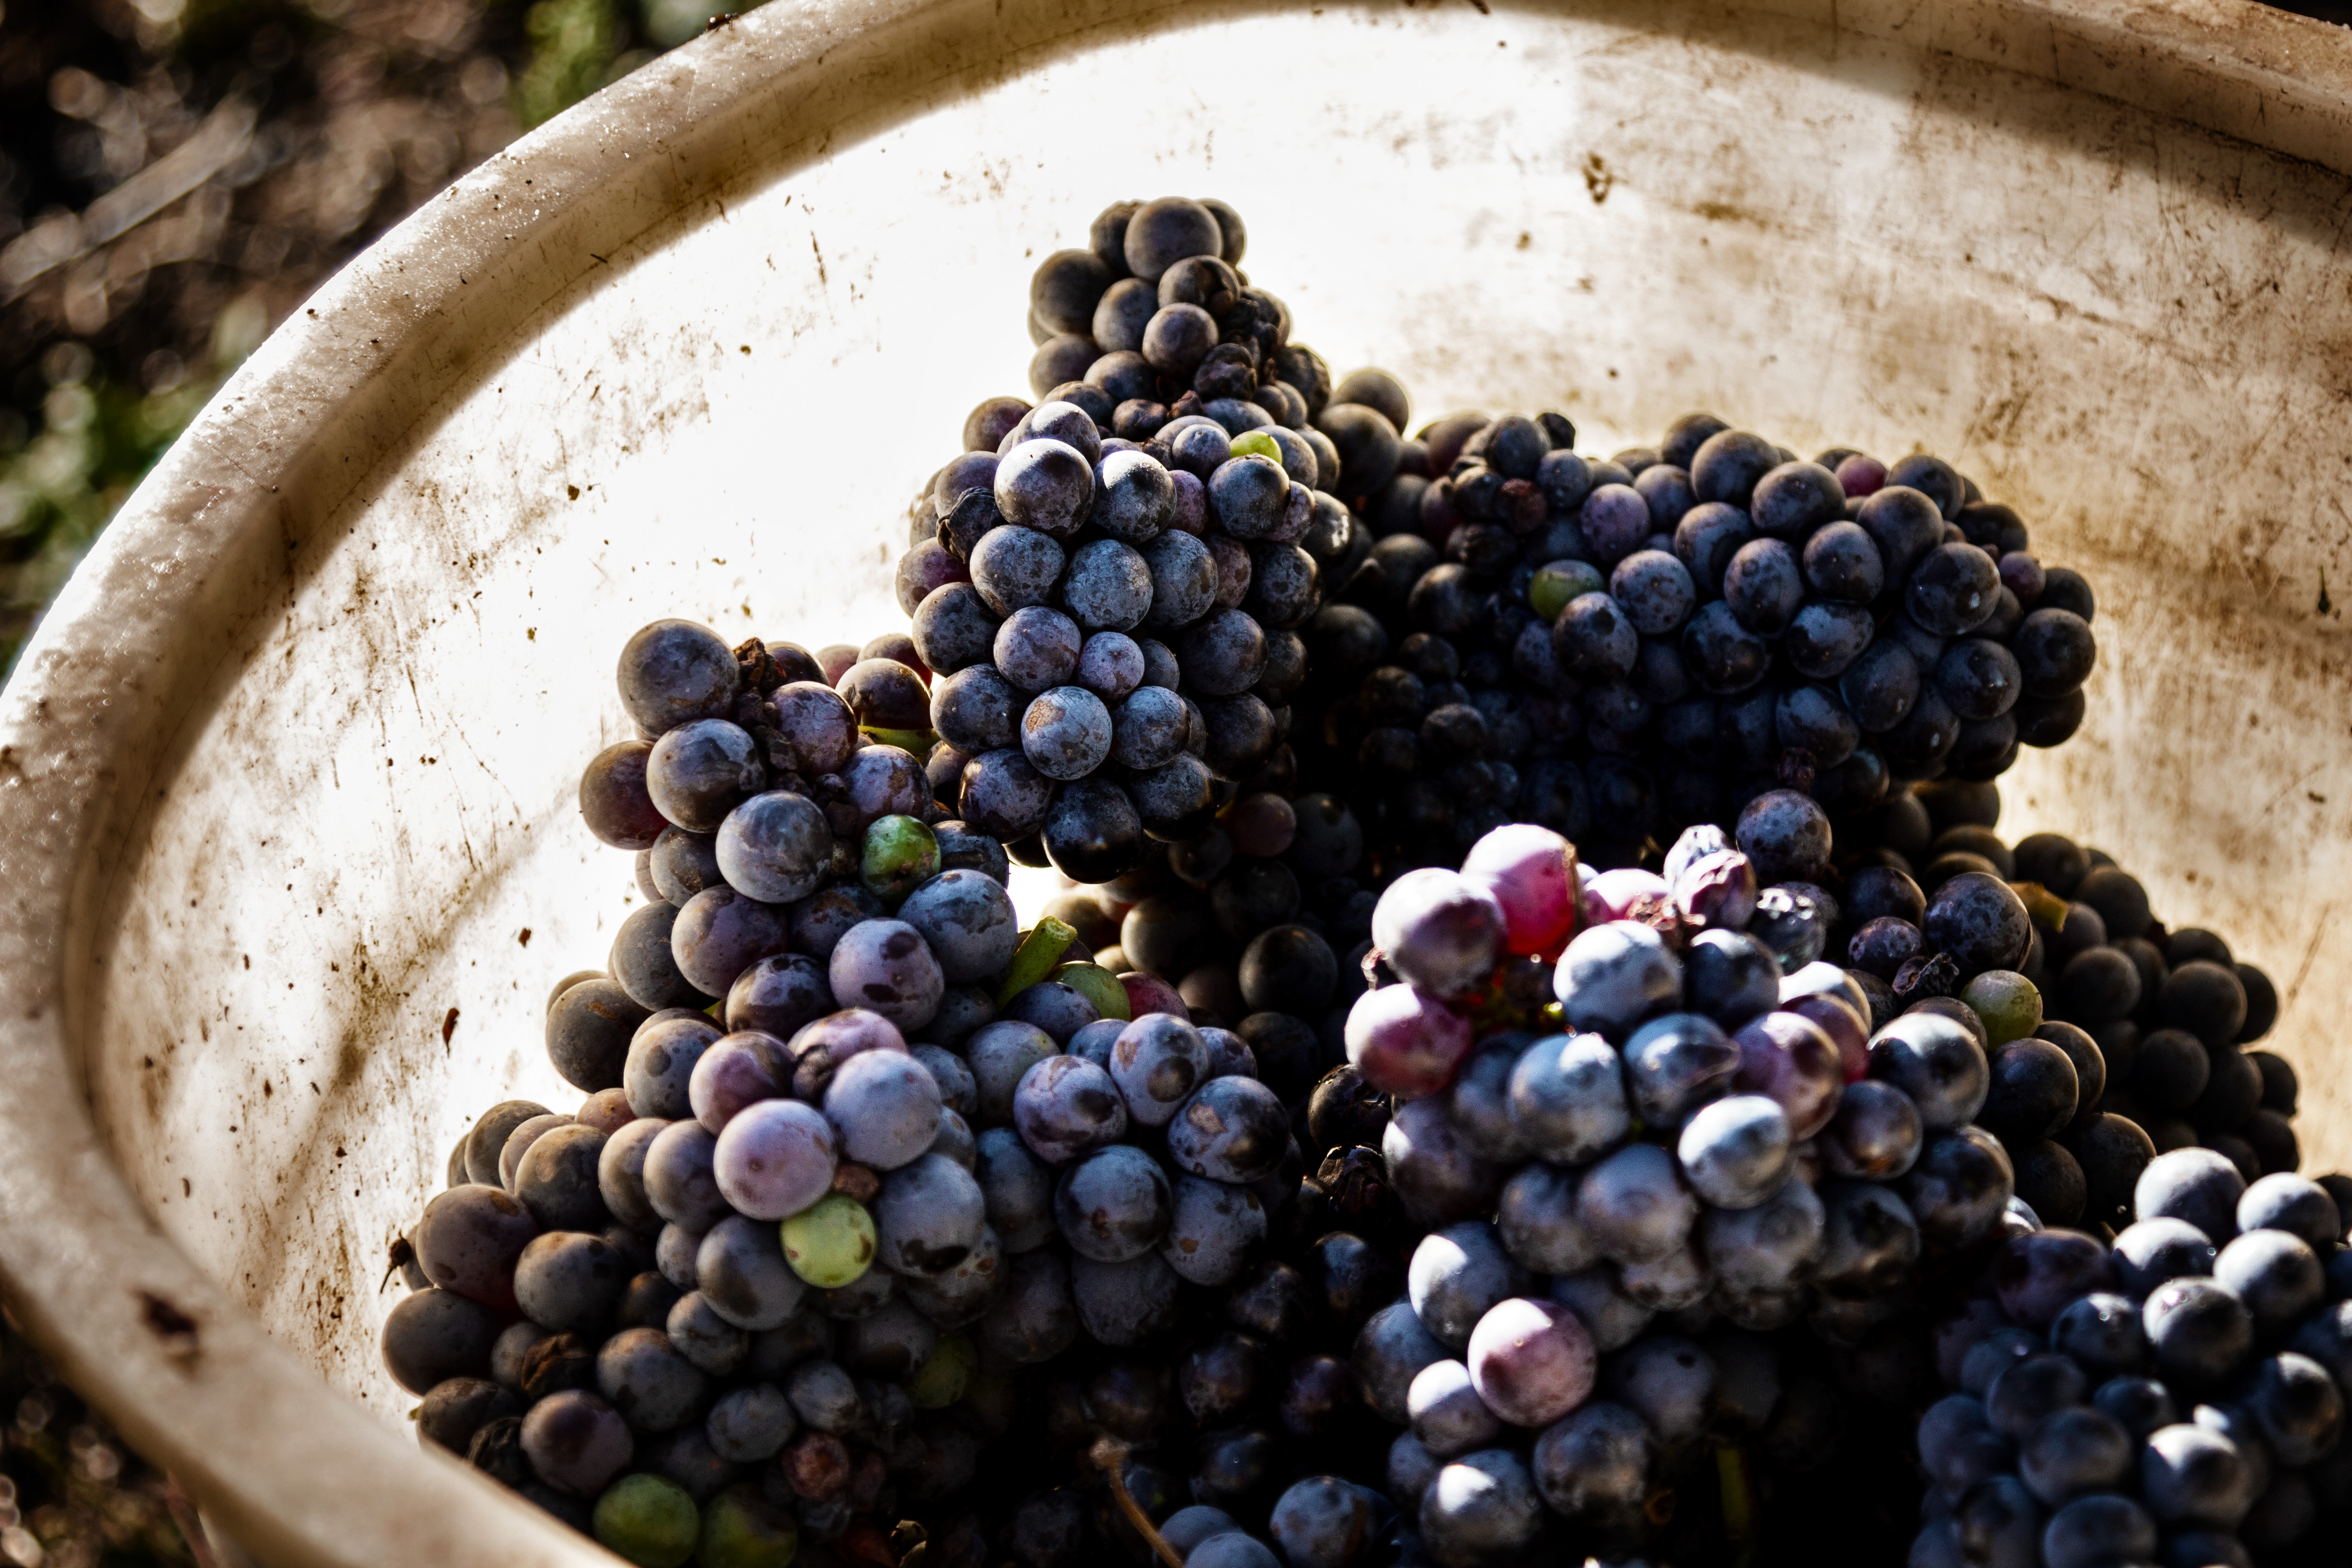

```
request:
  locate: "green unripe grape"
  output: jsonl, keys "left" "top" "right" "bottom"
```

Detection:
{"left": 1960, "top": 970, "right": 2043, "bottom": 1046}
{"left": 1053, "top": 961, "right": 1132, "bottom": 1022}
{"left": 906, "top": 1331, "right": 977, "bottom": 1410}
{"left": 861, "top": 814, "right": 940, "bottom": 908}
{"left": 1230, "top": 431, "right": 1284, "bottom": 463}
{"left": 594, "top": 1474, "right": 700, "bottom": 1568}
{"left": 696, "top": 1484, "right": 799, "bottom": 1568}
{"left": 779, "top": 1193, "right": 875, "bottom": 1288}
{"left": 1529, "top": 561, "right": 1607, "bottom": 622}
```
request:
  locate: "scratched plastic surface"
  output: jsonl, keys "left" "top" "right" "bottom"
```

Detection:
{"left": 7, "top": 3, "right": 2352, "bottom": 1563}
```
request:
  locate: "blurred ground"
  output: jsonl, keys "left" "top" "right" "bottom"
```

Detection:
{"left": 0, "top": 0, "right": 737, "bottom": 674}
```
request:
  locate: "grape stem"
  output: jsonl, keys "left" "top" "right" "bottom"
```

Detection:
{"left": 1089, "top": 1437, "right": 1183, "bottom": 1568}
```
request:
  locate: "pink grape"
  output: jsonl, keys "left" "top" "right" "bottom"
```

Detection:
{"left": 1731, "top": 1009, "right": 1845, "bottom": 1139}
{"left": 1671, "top": 849, "right": 1758, "bottom": 931}
{"left": 1460, "top": 823, "right": 1578, "bottom": 957}
{"left": 1466, "top": 1297, "right": 1596, "bottom": 1428}
{"left": 713, "top": 1098, "right": 837, "bottom": 1220}
{"left": 1782, "top": 992, "right": 1871, "bottom": 1083}
{"left": 1582, "top": 867, "right": 1671, "bottom": 927}
{"left": 1118, "top": 973, "right": 1189, "bottom": 1022}
{"left": 1345, "top": 985, "right": 1473, "bottom": 1099}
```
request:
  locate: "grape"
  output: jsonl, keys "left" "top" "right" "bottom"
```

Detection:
{"left": 779, "top": 1193, "right": 876, "bottom": 1288}
{"left": 1902, "top": 1126, "right": 2015, "bottom": 1249}
{"left": 1867, "top": 1011, "right": 1988, "bottom": 1130}
{"left": 1354, "top": 1300, "right": 1452, "bottom": 1423}
{"left": 1003, "top": 978, "right": 1102, "bottom": 1043}
{"left": 1409, "top": 1359, "right": 1504, "bottom": 1459}
{"left": 2143, "top": 1279, "right": 2254, "bottom": 1390}
{"left": 1949, "top": 1475, "right": 2043, "bottom": 1568}
{"left": 2048, "top": 1292, "right": 2145, "bottom": 1378}
{"left": 414, "top": 1184, "right": 537, "bottom": 1311}
{"left": 1070, "top": 1252, "right": 1183, "bottom": 1346}
{"left": 1686, "top": 930, "right": 1780, "bottom": 1027}
{"left": 972, "top": 1124, "right": 1056, "bottom": 1253}
{"left": 2136, "top": 1148, "right": 2246, "bottom": 1243}
{"left": 1372, "top": 867, "right": 1508, "bottom": 998}
{"left": 1384, "top": 1098, "right": 1505, "bottom": 1229}
{"left": 1166, "top": 1076, "right": 1292, "bottom": 1183}
{"left": 624, "top": 1014, "right": 720, "bottom": 1121}
{"left": 1053, "top": 1143, "right": 1172, "bottom": 1261}
{"left": 1269, "top": 1477, "right": 1373, "bottom": 1568}
{"left": 1499, "top": 1031, "right": 1628, "bottom": 1166}
{"left": 1160, "top": 1173, "right": 1267, "bottom": 1286}
{"left": 1418, "top": 1449, "right": 1542, "bottom": 1567}
{"left": 1495, "top": 1165, "right": 1597, "bottom": 1276}
{"left": 2140, "top": 1422, "right": 2254, "bottom": 1529}
{"left": 1345, "top": 984, "right": 1474, "bottom": 1099}
{"left": 1621, "top": 1012, "right": 1740, "bottom": 1125}
{"left": 548, "top": 981, "right": 653, "bottom": 1093}
{"left": 1730, "top": 1009, "right": 1844, "bottom": 1140}
{"left": 1822, "top": 1079, "right": 1924, "bottom": 1179}
{"left": 2235, "top": 1172, "right": 2338, "bottom": 1249}
{"left": 515, "top": 1123, "right": 612, "bottom": 1232}
{"left": 688, "top": 1029, "right": 793, "bottom": 1133}
{"left": 834, "top": 1297, "right": 939, "bottom": 1380}
{"left": 619, "top": 620, "right": 740, "bottom": 734}
{"left": 704, "top": 1100, "right": 833, "bottom": 1223}
{"left": 416, "top": 1378, "right": 521, "bottom": 1456}
{"left": 671, "top": 888, "right": 793, "bottom": 1000}
{"left": 591, "top": 1321, "right": 707, "bottom": 1430}
{"left": 1980, "top": 1036, "right": 2079, "bottom": 1145}
{"left": 1577, "top": 1142, "right": 1697, "bottom": 1264}
{"left": 695, "top": 1214, "right": 804, "bottom": 1330}
{"left": 1407, "top": 1223, "right": 1525, "bottom": 1349}
{"left": 581, "top": 742, "right": 671, "bottom": 850}
{"left": 636, "top": 1120, "right": 726, "bottom": 1230}
{"left": 518, "top": 1390, "right": 636, "bottom": 1504}
{"left": 1101, "top": 1013, "right": 1208, "bottom": 1125}
{"left": 1531, "top": 1399, "right": 1651, "bottom": 1519}
{"left": 1678, "top": 1093, "right": 1794, "bottom": 1209}
{"left": 896, "top": 868, "right": 1019, "bottom": 983}
{"left": 1995, "top": 1229, "right": 2115, "bottom": 1329}
{"left": 2212, "top": 1229, "right": 2322, "bottom": 1336}
{"left": 382, "top": 1287, "right": 504, "bottom": 1395}
{"left": 1465, "top": 1297, "right": 1597, "bottom": 1430}
{"left": 826, "top": 918, "right": 945, "bottom": 1033}
{"left": 785, "top": 1007, "right": 908, "bottom": 1101}
{"left": 1703, "top": 1174, "right": 1827, "bottom": 1294}
{"left": 1010, "top": 1054, "right": 1127, "bottom": 1162}
{"left": 1554, "top": 921, "right": 1680, "bottom": 1038}
{"left": 872, "top": 1153, "right": 986, "bottom": 1275}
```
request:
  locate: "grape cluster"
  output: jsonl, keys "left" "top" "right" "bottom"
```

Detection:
{"left": 902, "top": 196, "right": 1381, "bottom": 885}
{"left": 1294, "top": 396, "right": 2101, "bottom": 871}
{"left": 1838, "top": 778, "right": 2295, "bottom": 1237}
{"left": 1318, "top": 815, "right": 2012, "bottom": 1562}
{"left": 1915, "top": 1149, "right": 2352, "bottom": 1567}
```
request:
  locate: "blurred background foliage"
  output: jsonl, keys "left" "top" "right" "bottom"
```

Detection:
{"left": 0, "top": 0, "right": 750, "bottom": 677}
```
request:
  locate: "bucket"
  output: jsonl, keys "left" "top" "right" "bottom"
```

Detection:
{"left": 5, "top": 0, "right": 2351, "bottom": 1562}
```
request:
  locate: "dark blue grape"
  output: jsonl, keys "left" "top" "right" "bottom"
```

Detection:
{"left": 969, "top": 525, "right": 1067, "bottom": 616}
{"left": 713, "top": 790, "right": 833, "bottom": 906}
{"left": 618, "top": 620, "right": 740, "bottom": 736}
{"left": 671, "top": 887, "right": 791, "bottom": 999}
{"left": 1722, "top": 538, "right": 1803, "bottom": 634}
{"left": 994, "top": 607, "right": 1081, "bottom": 692}
{"left": 646, "top": 719, "right": 761, "bottom": 832}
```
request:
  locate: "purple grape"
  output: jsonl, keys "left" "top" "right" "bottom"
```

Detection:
{"left": 823, "top": 1047, "right": 946, "bottom": 1171}
{"left": 2112, "top": 1217, "right": 2217, "bottom": 1297}
{"left": 1678, "top": 1093, "right": 1794, "bottom": 1209}
{"left": 415, "top": 1185, "right": 537, "bottom": 1312}
{"left": 1012, "top": 1054, "right": 1128, "bottom": 1162}
{"left": 671, "top": 887, "right": 792, "bottom": 998}
{"left": 1384, "top": 1098, "right": 1504, "bottom": 1229}
{"left": 714, "top": 790, "right": 834, "bottom": 904}
{"left": 966, "top": 1020, "right": 1058, "bottom": 1126}
{"left": 1371, "top": 868, "right": 1508, "bottom": 999}
{"left": 872, "top": 1152, "right": 987, "bottom": 1275}
{"left": 2135, "top": 1148, "right": 2246, "bottom": 1243}
{"left": 1346, "top": 984, "right": 1474, "bottom": 1100}
{"left": 1995, "top": 1229, "right": 2114, "bottom": 1330}
{"left": 896, "top": 869, "right": 1018, "bottom": 984}
{"left": 1504, "top": 1032, "right": 1629, "bottom": 1165}
{"left": 514, "top": 1233, "right": 629, "bottom": 1335}
{"left": 1160, "top": 1174, "right": 1267, "bottom": 1286}
{"left": 1701, "top": 1177, "right": 1827, "bottom": 1294}
{"left": 595, "top": 1118, "right": 666, "bottom": 1233}
{"left": 687, "top": 1029, "right": 792, "bottom": 1133}
{"left": 1054, "top": 1144, "right": 1173, "bottom": 1262}
{"left": 827, "top": 918, "right": 944, "bottom": 1033}
{"left": 1418, "top": 1449, "right": 1542, "bottom": 1566}
{"left": 643, "top": 1120, "right": 730, "bottom": 1230}
{"left": 1868, "top": 1011, "right": 1989, "bottom": 1130}
{"left": 1531, "top": 1400, "right": 1650, "bottom": 1518}
{"left": 1621, "top": 1012, "right": 1740, "bottom": 1127}
{"left": 647, "top": 719, "right": 763, "bottom": 832}
{"left": 723, "top": 955, "right": 833, "bottom": 1043}
{"left": 711, "top": 1098, "right": 835, "bottom": 1220}
{"left": 521, "top": 1388, "right": 633, "bottom": 1498}
{"left": 695, "top": 1215, "right": 804, "bottom": 1329}
{"left": 2140, "top": 1422, "right": 2254, "bottom": 1529}
{"left": 1408, "top": 1222, "right": 1526, "bottom": 1349}
{"left": 514, "top": 1123, "right": 611, "bottom": 1232}
{"left": 1353, "top": 1300, "right": 1450, "bottom": 1424}
{"left": 624, "top": 1014, "right": 720, "bottom": 1121}
{"left": 1409, "top": 1359, "right": 1503, "bottom": 1459}
{"left": 1554, "top": 921, "right": 1681, "bottom": 1039}
{"left": 1578, "top": 1142, "right": 1696, "bottom": 1264}
{"left": 1903, "top": 1127, "right": 2016, "bottom": 1249}
{"left": 1108, "top": 1013, "right": 1212, "bottom": 1127}
{"left": 1166, "top": 1076, "right": 1291, "bottom": 1184}
{"left": 1070, "top": 1252, "right": 1182, "bottom": 1346}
